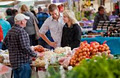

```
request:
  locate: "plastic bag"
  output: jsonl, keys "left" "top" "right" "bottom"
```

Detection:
{"left": 0, "top": 63, "right": 12, "bottom": 78}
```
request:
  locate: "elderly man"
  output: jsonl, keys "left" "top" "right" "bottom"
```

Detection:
{"left": 4, "top": 13, "right": 42, "bottom": 78}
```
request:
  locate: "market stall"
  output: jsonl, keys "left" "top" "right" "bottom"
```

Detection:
{"left": 81, "top": 37, "right": 120, "bottom": 55}
{"left": 0, "top": 0, "right": 119, "bottom": 78}
{"left": 0, "top": 41, "right": 115, "bottom": 78}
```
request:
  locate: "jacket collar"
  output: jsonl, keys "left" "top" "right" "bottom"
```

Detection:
{"left": 65, "top": 23, "right": 74, "bottom": 28}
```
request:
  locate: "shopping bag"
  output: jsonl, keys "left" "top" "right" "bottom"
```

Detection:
{"left": 34, "top": 19, "right": 40, "bottom": 40}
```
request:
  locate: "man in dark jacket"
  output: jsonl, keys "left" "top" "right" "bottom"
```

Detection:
{"left": 93, "top": 6, "right": 109, "bottom": 30}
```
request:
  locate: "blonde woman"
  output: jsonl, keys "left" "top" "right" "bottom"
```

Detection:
{"left": 61, "top": 10, "right": 82, "bottom": 49}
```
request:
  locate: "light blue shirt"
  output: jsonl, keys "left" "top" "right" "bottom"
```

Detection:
{"left": 0, "top": 19, "right": 11, "bottom": 38}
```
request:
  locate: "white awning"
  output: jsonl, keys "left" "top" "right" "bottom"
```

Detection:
{"left": 17, "top": 0, "right": 34, "bottom": 1}
{"left": 0, "top": 1, "right": 14, "bottom": 5}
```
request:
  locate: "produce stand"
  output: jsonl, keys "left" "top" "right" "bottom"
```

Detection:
{"left": 81, "top": 37, "right": 120, "bottom": 55}
{"left": 0, "top": 41, "right": 118, "bottom": 78}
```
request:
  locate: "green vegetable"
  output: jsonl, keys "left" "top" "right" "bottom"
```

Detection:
{"left": 48, "top": 56, "right": 120, "bottom": 78}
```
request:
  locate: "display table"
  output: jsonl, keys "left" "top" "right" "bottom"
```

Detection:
{"left": 81, "top": 37, "right": 120, "bottom": 55}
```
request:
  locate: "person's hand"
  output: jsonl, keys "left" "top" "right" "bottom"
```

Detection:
{"left": 49, "top": 42, "right": 57, "bottom": 48}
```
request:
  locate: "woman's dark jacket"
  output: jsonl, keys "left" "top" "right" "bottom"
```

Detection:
{"left": 61, "top": 23, "right": 82, "bottom": 49}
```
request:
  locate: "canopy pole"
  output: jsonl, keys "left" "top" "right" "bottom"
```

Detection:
{"left": 67, "top": 0, "right": 72, "bottom": 10}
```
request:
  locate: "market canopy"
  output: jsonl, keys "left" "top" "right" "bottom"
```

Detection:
{"left": 0, "top": 1, "right": 15, "bottom": 7}
{"left": 34, "top": 0, "right": 51, "bottom": 5}
{"left": 0, "top": 0, "right": 15, "bottom": 2}
{"left": 0, "top": 1, "right": 14, "bottom": 5}
{"left": 53, "top": 0, "right": 79, "bottom": 3}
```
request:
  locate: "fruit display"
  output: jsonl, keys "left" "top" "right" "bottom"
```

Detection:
{"left": 90, "top": 41, "right": 100, "bottom": 55}
{"left": 34, "top": 45, "right": 45, "bottom": 53}
{"left": 54, "top": 47, "right": 64, "bottom": 54}
{"left": 34, "top": 58, "right": 45, "bottom": 67}
{"left": 54, "top": 47, "right": 71, "bottom": 54}
{"left": 98, "top": 43, "right": 110, "bottom": 53}
{"left": 0, "top": 55, "right": 4, "bottom": 63}
{"left": 33, "top": 47, "right": 72, "bottom": 67}
{"left": 2, "top": 54, "right": 10, "bottom": 65}
{"left": 33, "top": 51, "right": 56, "bottom": 67}
{"left": 69, "top": 41, "right": 90, "bottom": 66}
{"left": 0, "top": 50, "right": 10, "bottom": 65}
{"left": 69, "top": 41, "right": 111, "bottom": 66}
{"left": 43, "top": 51, "right": 56, "bottom": 61}
{"left": 58, "top": 52, "right": 72, "bottom": 68}
{"left": 0, "top": 42, "right": 112, "bottom": 70}
{"left": 88, "top": 41, "right": 110, "bottom": 56}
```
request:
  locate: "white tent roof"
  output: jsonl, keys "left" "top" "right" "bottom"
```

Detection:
{"left": 17, "top": 0, "right": 34, "bottom": 1}
{"left": 0, "top": 0, "right": 51, "bottom": 6}
{"left": 0, "top": 1, "right": 14, "bottom": 5}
